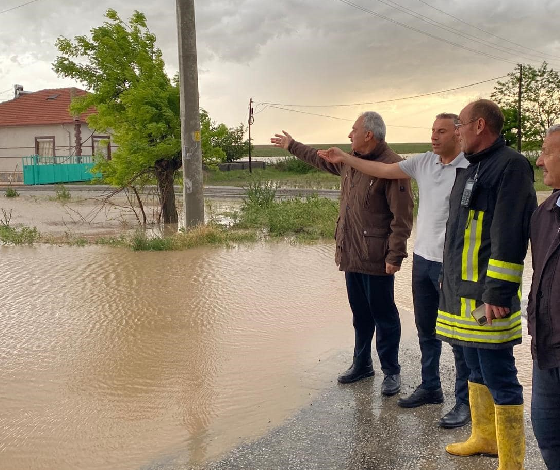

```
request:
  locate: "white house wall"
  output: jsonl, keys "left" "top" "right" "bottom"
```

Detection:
{"left": 0, "top": 123, "right": 99, "bottom": 176}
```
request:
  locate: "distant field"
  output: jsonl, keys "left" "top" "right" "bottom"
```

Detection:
{"left": 253, "top": 143, "right": 432, "bottom": 157}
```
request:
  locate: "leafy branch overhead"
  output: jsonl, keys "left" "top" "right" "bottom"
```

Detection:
{"left": 53, "top": 9, "right": 251, "bottom": 224}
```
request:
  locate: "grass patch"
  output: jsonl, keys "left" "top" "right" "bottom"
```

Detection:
{"left": 5, "top": 187, "right": 19, "bottom": 198}
{"left": 236, "top": 194, "right": 339, "bottom": 241}
{"left": 0, "top": 225, "right": 39, "bottom": 245}
{"left": 48, "top": 184, "right": 71, "bottom": 202}
{"left": 130, "top": 224, "right": 257, "bottom": 251}
{"left": 204, "top": 167, "right": 340, "bottom": 189}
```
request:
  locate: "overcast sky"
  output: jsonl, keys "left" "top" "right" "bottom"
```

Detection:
{"left": 1, "top": 0, "right": 559, "bottom": 144}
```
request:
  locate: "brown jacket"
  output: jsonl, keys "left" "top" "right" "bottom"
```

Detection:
{"left": 288, "top": 140, "right": 413, "bottom": 275}
{"left": 527, "top": 191, "right": 560, "bottom": 369}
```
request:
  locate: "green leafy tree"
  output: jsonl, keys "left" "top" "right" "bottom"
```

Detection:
{"left": 54, "top": 9, "right": 182, "bottom": 223}
{"left": 200, "top": 109, "right": 226, "bottom": 166}
{"left": 214, "top": 123, "right": 251, "bottom": 162}
{"left": 200, "top": 110, "right": 251, "bottom": 164}
{"left": 500, "top": 107, "right": 519, "bottom": 147}
{"left": 492, "top": 62, "right": 560, "bottom": 150}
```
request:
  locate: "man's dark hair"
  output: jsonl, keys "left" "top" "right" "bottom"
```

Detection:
{"left": 436, "top": 112, "right": 459, "bottom": 124}
{"left": 469, "top": 99, "right": 504, "bottom": 135}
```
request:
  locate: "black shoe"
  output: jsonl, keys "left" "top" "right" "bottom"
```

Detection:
{"left": 397, "top": 385, "right": 444, "bottom": 408}
{"left": 337, "top": 361, "right": 375, "bottom": 384}
{"left": 439, "top": 402, "right": 471, "bottom": 428}
{"left": 381, "top": 373, "right": 401, "bottom": 396}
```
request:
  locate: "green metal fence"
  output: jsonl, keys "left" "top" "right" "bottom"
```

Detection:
{"left": 22, "top": 155, "right": 101, "bottom": 185}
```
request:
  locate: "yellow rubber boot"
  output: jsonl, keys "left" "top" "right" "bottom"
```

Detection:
{"left": 446, "top": 382, "right": 498, "bottom": 457}
{"left": 495, "top": 404, "right": 525, "bottom": 470}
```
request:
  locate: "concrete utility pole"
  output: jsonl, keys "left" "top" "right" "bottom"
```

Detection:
{"left": 176, "top": 0, "right": 204, "bottom": 228}
{"left": 248, "top": 97, "right": 254, "bottom": 173}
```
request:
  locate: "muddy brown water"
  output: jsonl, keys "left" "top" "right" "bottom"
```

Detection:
{"left": 0, "top": 237, "right": 535, "bottom": 470}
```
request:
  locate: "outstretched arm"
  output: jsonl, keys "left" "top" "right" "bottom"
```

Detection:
{"left": 318, "top": 147, "right": 410, "bottom": 180}
{"left": 270, "top": 131, "right": 342, "bottom": 176}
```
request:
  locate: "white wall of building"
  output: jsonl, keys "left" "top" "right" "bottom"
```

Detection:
{"left": 0, "top": 124, "right": 107, "bottom": 177}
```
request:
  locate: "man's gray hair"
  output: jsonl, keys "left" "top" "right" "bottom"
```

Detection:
{"left": 546, "top": 124, "right": 560, "bottom": 136}
{"left": 361, "top": 111, "right": 386, "bottom": 141}
{"left": 436, "top": 113, "right": 459, "bottom": 124}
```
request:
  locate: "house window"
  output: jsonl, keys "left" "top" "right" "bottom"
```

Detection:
{"left": 35, "top": 137, "right": 55, "bottom": 157}
{"left": 92, "top": 136, "right": 111, "bottom": 160}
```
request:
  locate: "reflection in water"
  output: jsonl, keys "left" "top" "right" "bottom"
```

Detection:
{"left": 0, "top": 243, "right": 358, "bottom": 470}
{"left": 0, "top": 237, "right": 535, "bottom": 470}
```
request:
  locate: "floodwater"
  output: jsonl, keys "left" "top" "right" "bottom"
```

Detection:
{"left": 0, "top": 238, "right": 535, "bottom": 470}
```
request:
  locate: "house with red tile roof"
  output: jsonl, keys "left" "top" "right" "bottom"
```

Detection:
{"left": 0, "top": 86, "right": 112, "bottom": 183}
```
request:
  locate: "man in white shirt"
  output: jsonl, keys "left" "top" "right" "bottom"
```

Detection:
{"left": 318, "top": 113, "right": 471, "bottom": 428}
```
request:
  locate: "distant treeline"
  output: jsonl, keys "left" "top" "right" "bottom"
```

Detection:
{"left": 253, "top": 143, "right": 432, "bottom": 157}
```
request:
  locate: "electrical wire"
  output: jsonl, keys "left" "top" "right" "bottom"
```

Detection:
{"left": 0, "top": 0, "right": 42, "bottom": 15}
{"left": 368, "top": 0, "right": 560, "bottom": 66}
{"left": 415, "top": 0, "right": 560, "bottom": 61}
{"left": 267, "top": 105, "right": 430, "bottom": 129}
{"left": 258, "top": 75, "right": 506, "bottom": 108}
{"left": 335, "top": 0, "right": 519, "bottom": 65}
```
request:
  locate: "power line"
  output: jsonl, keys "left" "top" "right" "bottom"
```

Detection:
{"left": 335, "top": 0, "right": 519, "bottom": 65}
{"left": 0, "top": 0, "right": 42, "bottom": 15}
{"left": 371, "top": 0, "right": 560, "bottom": 66}
{"left": 266, "top": 105, "right": 430, "bottom": 129}
{"left": 415, "top": 0, "right": 560, "bottom": 61}
{"left": 258, "top": 75, "right": 506, "bottom": 108}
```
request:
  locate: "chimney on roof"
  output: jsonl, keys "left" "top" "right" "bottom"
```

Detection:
{"left": 14, "top": 84, "right": 24, "bottom": 98}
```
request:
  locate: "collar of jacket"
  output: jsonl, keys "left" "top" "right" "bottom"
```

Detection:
{"left": 543, "top": 189, "right": 560, "bottom": 214}
{"left": 352, "top": 140, "right": 388, "bottom": 161}
{"left": 464, "top": 136, "right": 506, "bottom": 164}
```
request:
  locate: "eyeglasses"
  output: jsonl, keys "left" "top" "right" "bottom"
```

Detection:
{"left": 454, "top": 117, "right": 479, "bottom": 129}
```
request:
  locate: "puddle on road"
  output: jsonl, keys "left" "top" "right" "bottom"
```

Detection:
{"left": 0, "top": 235, "right": 535, "bottom": 470}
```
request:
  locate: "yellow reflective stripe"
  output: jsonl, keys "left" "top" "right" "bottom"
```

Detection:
{"left": 438, "top": 309, "right": 522, "bottom": 331}
{"left": 460, "top": 297, "right": 476, "bottom": 319}
{"left": 473, "top": 211, "right": 484, "bottom": 282}
{"left": 436, "top": 323, "right": 522, "bottom": 344}
{"left": 487, "top": 258, "right": 523, "bottom": 284}
{"left": 461, "top": 211, "right": 473, "bottom": 280}
{"left": 462, "top": 210, "right": 483, "bottom": 282}
{"left": 489, "top": 259, "right": 524, "bottom": 272}
{"left": 436, "top": 309, "right": 522, "bottom": 344}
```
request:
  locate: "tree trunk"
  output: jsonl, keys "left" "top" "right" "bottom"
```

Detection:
{"left": 154, "top": 157, "right": 182, "bottom": 224}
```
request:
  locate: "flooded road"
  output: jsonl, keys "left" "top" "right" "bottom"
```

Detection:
{"left": 0, "top": 238, "right": 535, "bottom": 470}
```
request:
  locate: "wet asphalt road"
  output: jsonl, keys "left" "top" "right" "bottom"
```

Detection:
{"left": 143, "top": 337, "right": 546, "bottom": 470}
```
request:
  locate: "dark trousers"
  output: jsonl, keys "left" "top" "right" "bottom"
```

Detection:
{"left": 345, "top": 271, "right": 400, "bottom": 376}
{"left": 531, "top": 361, "right": 560, "bottom": 470}
{"left": 412, "top": 254, "right": 469, "bottom": 404}
{"left": 463, "top": 346, "right": 523, "bottom": 405}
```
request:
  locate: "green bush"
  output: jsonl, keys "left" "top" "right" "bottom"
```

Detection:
{"left": 5, "top": 187, "right": 19, "bottom": 198}
{"left": 236, "top": 194, "right": 339, "bottom": 240}
{"left": 242, "top": 179, "right": 278, "bottom": 208}
{"left": 0, "top": 225, "right": 39, "bottom": 245}
{"left": 274, "top": 156, "right": 317, "bottom": 174}
{"left": 54, "top": 185, "right": 71, "bottom": 201}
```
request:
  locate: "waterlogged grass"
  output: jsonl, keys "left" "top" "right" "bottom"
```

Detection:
{"left": 130, "top": 224, "right": 257, "bottom": 251}
{"left": 236, "top": 194, "right": 339, "bottom": 241}
{"left": 0, "top": 225, "right": 39, "bottom": 245}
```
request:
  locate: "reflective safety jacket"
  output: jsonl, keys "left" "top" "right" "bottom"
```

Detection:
{"left": 436, "top": 137, "right": 537, "bottom": 349}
